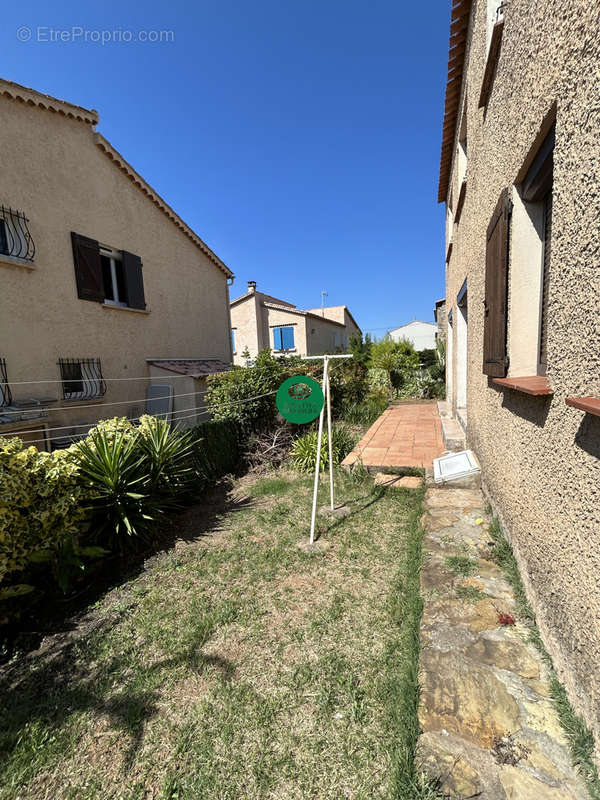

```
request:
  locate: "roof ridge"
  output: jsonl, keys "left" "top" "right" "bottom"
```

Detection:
{"left": 0, "top": 77, "right": 98, "bottom": 124}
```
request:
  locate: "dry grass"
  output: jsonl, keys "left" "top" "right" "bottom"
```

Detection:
{"left": 0, "top": 467, "right": 429, "bottom": 799}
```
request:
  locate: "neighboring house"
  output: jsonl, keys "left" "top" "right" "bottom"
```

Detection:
{"left": 388, "top": 321, "right": 438, "bottom": 351}
{"left": 439, "top": 0, "right": 600, "bottom": 747}
{"left": 230, "top": 282, "right": 361, "bottom": 364}
{"left": 433, "top": 298, "right": 446, "bottom": 342}
{"left": 0, "top": 79, "right": 234, "bottom": 448}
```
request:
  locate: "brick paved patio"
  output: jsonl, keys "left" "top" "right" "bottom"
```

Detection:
{"left": 342, "top": 401, "right": 446, "bottom": 470}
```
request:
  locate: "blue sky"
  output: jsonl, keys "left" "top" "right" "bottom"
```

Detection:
{"left": 3, "top": 0, "right": 448, "bottom": 336}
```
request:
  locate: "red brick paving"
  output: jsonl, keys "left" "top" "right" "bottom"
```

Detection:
{"left": 342, "top": 402, "right": 445, "bottom": 469}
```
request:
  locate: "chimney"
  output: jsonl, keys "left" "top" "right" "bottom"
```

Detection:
{"left": 247, "top": 280, "right": 257, "bottom": 293}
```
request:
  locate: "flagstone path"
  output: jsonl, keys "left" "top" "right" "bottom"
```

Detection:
{"left": 418, "top": 486, "right": 588, "bottom": 799}
{"left": 342, "top": 401, "right": 445, "bottom": 470}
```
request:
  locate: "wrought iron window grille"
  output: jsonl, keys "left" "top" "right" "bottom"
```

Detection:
{"left": 0, "top": 206, "right": 35, "bottom": 262}
{"left": 58, "top": 358, "right": 107, "bottom": 401}
{"left": 0, "top": 358, "right": 12, "bottom": 407}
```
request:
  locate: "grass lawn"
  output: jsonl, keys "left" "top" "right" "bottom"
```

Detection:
{"left": 0, "top": 467, "right": 433, "bottom": 800}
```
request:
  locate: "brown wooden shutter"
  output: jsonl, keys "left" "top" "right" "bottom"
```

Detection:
{"left": 539, "top": 192, "right": 552, "bottom": 369}
{"left": 71, "top": 232, "right": 104, "bottom": 302}
{"left": 121, "top": 251, "right": 146, "bottom": 310}
{"left": 483, "top": 189, "right": 511, "bottom": 377}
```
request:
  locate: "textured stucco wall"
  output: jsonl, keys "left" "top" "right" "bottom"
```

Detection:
{"left": 303, "top": 314, "right": 344, "bottom": 354}
{"left": 443, "top": 0, "right": 600, "bottom": 753}
{"left": 0, "top": 95, "right": 232, "bottom": 443}
{"left": 230, "top": 292, "right": 261, "bottom": 364}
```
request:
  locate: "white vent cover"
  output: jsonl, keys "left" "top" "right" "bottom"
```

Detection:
{"left": 433, "top": 450, "right": 480, "bottom": 483}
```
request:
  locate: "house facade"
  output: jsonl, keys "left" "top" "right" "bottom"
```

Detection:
{"left": 230, "top": 282, "right": 361, "bottom": 364}
{"left": 0, "top": 79, "right": 234, "bottom": 448}
{"left": 388, "top": 320, "right": 438, "bottom": 351}
{"left": 440, "top": 0, "right": 600, "bottom": 751}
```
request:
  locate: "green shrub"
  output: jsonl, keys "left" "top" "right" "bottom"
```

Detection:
{"left": 0, "top": 438, "right": 86, "bottom": 588}
{"left": 206, "top": 351, "right": 291, "bottom": 433}
{"left": 328, "top": 360, "right": 369, "bottom": 418}
{"left": 290, "top": 425, "right": 356, "bottom": 473}
{"left": 342, "top": 394, "right": 388, "bottom": 425}
{"left": 188, "top": 418, "right": 241, "bottom": 486}
{"left": 367, "top": 367, "right": 392, "bottom": 392}
{"left": 348, "top": 331, "right": 373, "bottom": 367}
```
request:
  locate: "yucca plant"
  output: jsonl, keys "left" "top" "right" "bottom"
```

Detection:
{"left": 75, "top": 428, "right": 154, "bottom": 549}
{"left": 139, "top": 415, "right": 195, "bottom": 500}
{"left": 290, "top": 425, "right": 357, "bottom": 473}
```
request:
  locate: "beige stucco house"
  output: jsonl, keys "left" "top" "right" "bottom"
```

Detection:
{"left": 230, "top": 281, "right": 361, "bottom": 364}
{"left": 0, "top": 79, "right": 234, "bottom": 448}
{"left": 439, "top": 0, "right": 600, "bottom": 753}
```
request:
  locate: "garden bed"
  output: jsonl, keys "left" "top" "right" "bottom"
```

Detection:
{"left": 0, "top": 466, "right": 431, "bottom": 799}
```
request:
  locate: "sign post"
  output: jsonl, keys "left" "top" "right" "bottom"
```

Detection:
{"left": 276, "top": 355, "right": 353, "bottom": 545}
{"left": 301, "top": 354, "right": 353, "bottom": 544}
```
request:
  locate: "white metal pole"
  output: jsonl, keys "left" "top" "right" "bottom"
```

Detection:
{"left": 326, "top": 359, "right": 334, "bottom": 511}
{"left": 309, "top": 356, "right": 329, "bottom": 545}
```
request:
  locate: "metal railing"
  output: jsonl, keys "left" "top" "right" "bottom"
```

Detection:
{"left": 58, "top": 358, "right": 107, "bottom": 401}
{"left": 0, "top": 206, "right": 35, "bottom": 262}
{"left": 0, "top": 358, "right": 12, "bottom": 407}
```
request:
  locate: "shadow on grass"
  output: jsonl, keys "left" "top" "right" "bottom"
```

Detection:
{"left": 1, "top": 480, "right": 253, "bottom": 663}
{"left": 0, "top": 599, "right": 237, "bottom": 781}
{"left": 314, "top": 485, "right": 387, "bottom": 541}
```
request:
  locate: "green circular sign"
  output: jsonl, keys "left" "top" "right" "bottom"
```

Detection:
{"left": 276, "top": 375, "right": 324, "bottom": 424}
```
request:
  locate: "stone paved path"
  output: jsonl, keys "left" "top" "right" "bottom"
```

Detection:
{"left": 418, "top": 486, "right": 587, "bottom": 800}
{"left": 341, "top": 401, "right": 445, "bottom": 469}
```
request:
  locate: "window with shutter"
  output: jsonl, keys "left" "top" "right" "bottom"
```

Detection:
{"left": 273, "top": 326, "right": 295, "bottom": 351}
{"left": 71, "top": 233, "right": 146, "bottom": 309}
{"left": 483, "top": 189, "right": 511, "bottom": 377}
{"left": 121, "top": 250, "right": 146, "bottom": 309}
{"left": 71, "top": 232, "right": 104, "bottom": 302}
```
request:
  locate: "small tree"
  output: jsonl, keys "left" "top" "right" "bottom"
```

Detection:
{"left": 348, "top": 331, "right": 372, "bottom": 367}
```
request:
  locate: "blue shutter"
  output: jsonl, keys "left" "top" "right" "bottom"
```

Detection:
{"left": 273, "top": 327, "right": 282, "bottom": 349}
{"left": 282, "top": 327, "right": 295, "bottom": 349}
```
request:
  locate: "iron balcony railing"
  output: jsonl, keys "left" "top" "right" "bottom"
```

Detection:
{"left": 0, "top": 206, "right": 35, "bottom": 262}
{"left": 58, "top": 358, "right": 106, "bottom": 401}
{"left": 0, "top": 358, "right": 12, "bottom": 407}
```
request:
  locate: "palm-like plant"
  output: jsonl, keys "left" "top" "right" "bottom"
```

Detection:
{"left": 139, "top": 416, "right": 195, "bottom": 500}
{"left": 76, "top": 428, "right": 152, "bottom": 548}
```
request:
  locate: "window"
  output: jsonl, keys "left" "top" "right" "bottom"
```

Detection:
{"left": 0, "top": 206, "right": 35, "bottom": 262}
{"left": 71, "top": 233, "right": 146, "bottom": 309}
{"left": 483, "top": 189, "right": 511, "bottom": 377}
{"left": 273, "top": 326, "right": 295, "bottom": 351}
{"left": 231, "top": 329, "right": 236, "bottom": 353}
{"left": 479, "top": 1, "right": 506, "bottom": 108}
{"left": 484, "top": 123, "right": 555, "bottom": 385}
{"left": 454, "top": 106, "right": 468, "bottom": 225}
{"left": 58, "top": 358, "right": 106, "bottom": 400}
{"left": 515, "top": 124, "right": 554, "bottom": 374}
{"left": 100, "top": 248, "right": 128, "bottom": 306}
{"left": 0, "top": 357, "right": 12, "bottom": 407}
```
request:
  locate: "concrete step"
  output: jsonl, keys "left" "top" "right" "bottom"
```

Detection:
{"left": 440, "top": 414, "right": 466, "bottom": 451}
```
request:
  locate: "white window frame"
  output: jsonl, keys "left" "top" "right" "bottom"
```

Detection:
{"left": 100, "top": 245, "right": 127, "bottom": 307}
